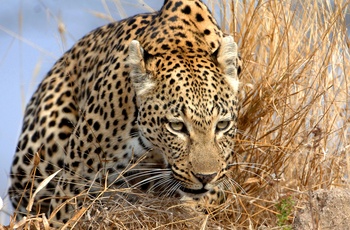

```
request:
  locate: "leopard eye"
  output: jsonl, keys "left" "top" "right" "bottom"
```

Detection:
{"left": 169, "top": 121, "right": 185, "bottom": 132}
{"left": 168, "top": 121, "right": 188, "bottom": 134}
{"left": 216, "top": 120, "right": 231, "bottom": 132}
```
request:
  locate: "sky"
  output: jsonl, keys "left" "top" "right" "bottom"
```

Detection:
{"left": 0, "top": 0, "right": 160, "bottom": 224}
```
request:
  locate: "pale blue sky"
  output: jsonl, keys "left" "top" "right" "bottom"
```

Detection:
{"left": 0, "top": 0, "right": 159, "bottom": 224}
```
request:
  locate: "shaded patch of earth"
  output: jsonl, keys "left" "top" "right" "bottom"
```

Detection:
{"left": 294, "top": 188, "right": 350, "bottom": 229}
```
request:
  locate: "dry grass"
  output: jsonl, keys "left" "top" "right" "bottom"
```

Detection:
{"left": 2, "top": 0, "right": 350, "bottom": 229}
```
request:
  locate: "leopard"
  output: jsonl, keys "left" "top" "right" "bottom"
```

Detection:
{"left": 9, "top": 0, "right": 241, "bottom": 226}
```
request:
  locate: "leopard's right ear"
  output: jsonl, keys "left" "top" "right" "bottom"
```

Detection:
{"left": 128, "top": 40, "right": 155, "bottom": 96}
{"left": 216, "top": 36, "right": 240, "bottom": 94}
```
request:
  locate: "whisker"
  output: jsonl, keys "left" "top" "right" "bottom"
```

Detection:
{"left": 162, "top": 180, "right": 181, "bottom": 197}
{"left": 222, "top": 178, "right": 247, "bottom": 195}
{"left": 231, "top": 162, "right": 273, "bottom": 177}
{"left": 150, "top": 177, "right": 174, "bottom": 195}
{"left": 133, "top": 173, "right": 170, "bottom": 188}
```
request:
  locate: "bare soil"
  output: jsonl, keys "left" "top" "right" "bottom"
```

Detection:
{"left": 294, "top": 188, "right": 350, "bottom": 230}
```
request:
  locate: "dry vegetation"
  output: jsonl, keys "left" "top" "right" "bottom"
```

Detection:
{"left": 2, "top": 0, "right": 350, "bottom": 229}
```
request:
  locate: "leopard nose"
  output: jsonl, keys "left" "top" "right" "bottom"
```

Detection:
{"left": 193, "top": 172, "right": 217, "bottom": 184}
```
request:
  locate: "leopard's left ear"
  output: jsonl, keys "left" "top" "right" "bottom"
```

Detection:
{"left": 217, "top": 36, "right": 240, "bottom": 93}
{"left": 128, "top": 40, "right": 155, "bottom": 96}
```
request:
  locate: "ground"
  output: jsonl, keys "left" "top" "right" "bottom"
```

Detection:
{"left": 294, "top": 188, "right": 350, "bottom": 229}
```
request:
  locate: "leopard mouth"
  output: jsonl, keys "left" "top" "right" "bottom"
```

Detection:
{"left": 179, "top": 186, "right": 208, "bottom": 195}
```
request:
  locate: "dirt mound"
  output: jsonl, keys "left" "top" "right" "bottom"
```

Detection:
{"left": 294, "top": 188, "right": 350, "bottom": 229}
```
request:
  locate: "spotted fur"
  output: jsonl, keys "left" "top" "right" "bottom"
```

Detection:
{"left": 9, "top": 0, "right": 241, "bottom": 225}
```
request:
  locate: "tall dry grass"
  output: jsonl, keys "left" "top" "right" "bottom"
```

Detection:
{"left": 3, "top": 0, "right": 349, "bottom": 229}
{"left": 220, "top": 0, "right": 349, "bottom": 228}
